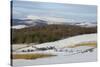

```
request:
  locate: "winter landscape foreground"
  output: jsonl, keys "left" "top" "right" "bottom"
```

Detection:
{"left": 12, "top": 33, "right": 97, "bottom": 66}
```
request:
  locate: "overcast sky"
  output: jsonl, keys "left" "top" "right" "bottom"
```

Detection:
{"left": 12, "top": 1, "right": 97, "bottom": 22}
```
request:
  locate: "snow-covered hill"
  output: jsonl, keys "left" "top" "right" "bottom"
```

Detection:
{"left": 12, "top": 33, "right": 97, "bottom": 66}
{"left": 13, "top": 33, "right": 97, "bottom": 53}
{"left": 12, "top": 25, "right": 28, "bottom": 29}
{"left": 74, "top": 22, "right": 97, "bottom": 27}
{"left": 35, "top": 33, "right": 97, "bottom": 48}
{"left": 12, "top": 19, "right": 97, "bottom": 29}
{"left": 12, "top": 19, "right": 48, "bottom": 29}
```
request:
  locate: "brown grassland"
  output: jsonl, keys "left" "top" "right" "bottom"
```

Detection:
{"left": 68, "top": 42, "right": 97, "bottom": 48}
{"left": 12, "top": 53, "right": 55, "bottom": 59}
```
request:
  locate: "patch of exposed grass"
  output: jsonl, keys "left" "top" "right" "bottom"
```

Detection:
{"left": 12, "top": 53, "right": 55, "bottom": 59}
{"left": 68, "top": 42, "right": 97, "bottom": 48}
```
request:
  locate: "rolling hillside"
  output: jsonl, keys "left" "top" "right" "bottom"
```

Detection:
{"left": 12, "top": 24, "right": 97, "bottom": 44}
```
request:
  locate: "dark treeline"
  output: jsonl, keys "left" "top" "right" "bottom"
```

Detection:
{"left": 12, "top": 24, "right": 97, "bottom": 44}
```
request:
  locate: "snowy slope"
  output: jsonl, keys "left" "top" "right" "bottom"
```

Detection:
{"left": 12, "top": 33, "right": 97, "bottom": 66}
{"left": 13, "top": 33, "right": 97, "bottom": 54}
{"left": 74, "top": 22, "right": 97, "bottom": 27}
{"left": 12, "top": 25, "right": 28, "bottom": 29}
{"left": 12, "top": 19, "right": 97, "bottom": 29}
{"left": 35, "top": 33, "right": 97, "bottom": 48}
{"left": 13, "top": 48, "right": 97, "bottom": 66}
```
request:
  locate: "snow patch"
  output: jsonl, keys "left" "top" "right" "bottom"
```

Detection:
{"left": 12, "top": 25, "right": 28, "bottom": 29}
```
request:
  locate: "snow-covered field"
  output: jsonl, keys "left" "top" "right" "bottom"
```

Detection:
{"left": 13, "top": 48, "right": 97, "bottom": 66}
{"left": 12, "top": 33, "right": 97, "bottom": 66}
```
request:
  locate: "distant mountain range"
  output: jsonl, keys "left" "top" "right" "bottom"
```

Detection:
{"left": 12, "top": 19, "right": 48, "bottom": 26}
{"left": 12, "top": 19, "right": 97, "bottom": 29}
